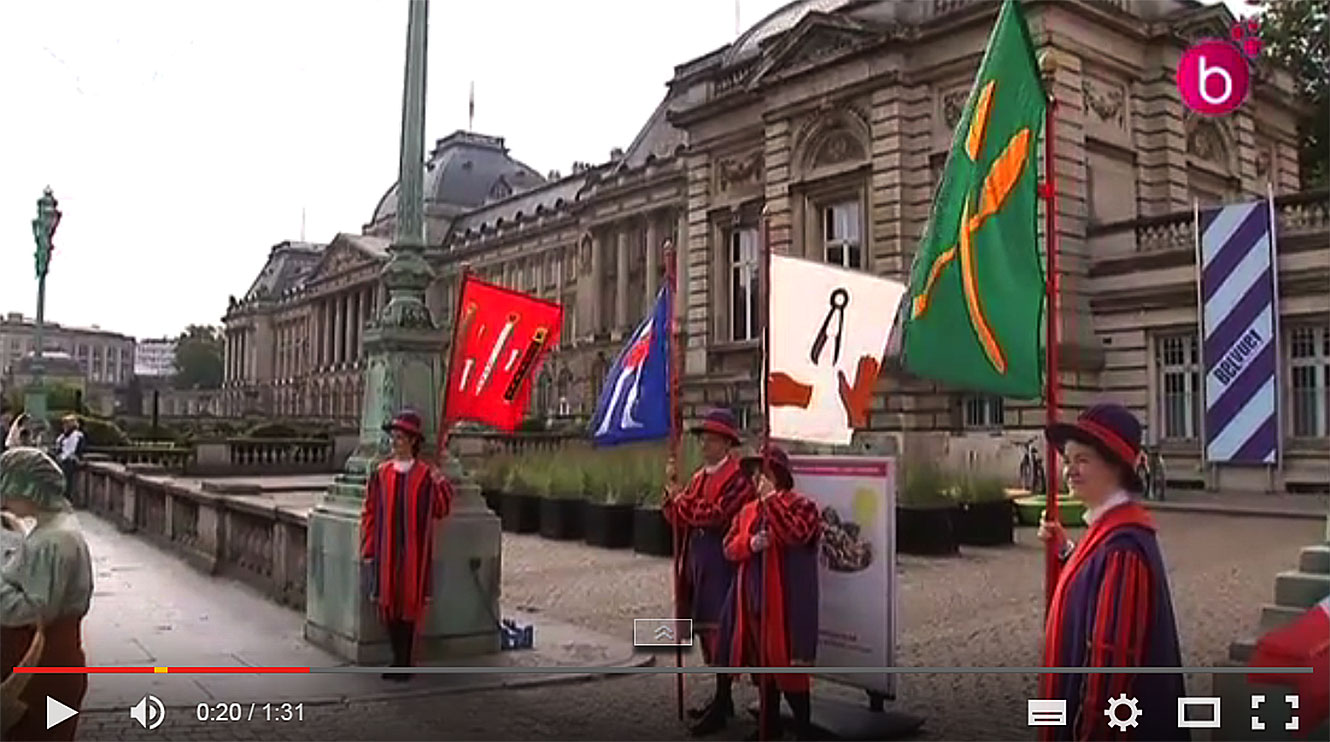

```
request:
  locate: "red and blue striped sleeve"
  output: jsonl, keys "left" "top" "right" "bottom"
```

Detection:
{"left": 767, "top": 493, "right": 821, "bottom": 545}
{"left": 1077, "top": 545, "right": 1154, "bottom": 740}
{"left": 361, "top": 469, "right": 380, "bottom": 558}
{"left": 674, "top": 469, "right": 755, "bottom": 527}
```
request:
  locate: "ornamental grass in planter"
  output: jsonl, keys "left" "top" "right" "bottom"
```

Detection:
{"left": 539, "top": 457, "right": 586, "bottom": 540}
{"left": 584, "top": 451, "right": 637, "bottom": 549}
{"left": 950, "top": 475, "right": 1015, "bottom": 546}
{"left": 476, "top": 454, "right": 514, "bottom": 515}
{"left": 501, "top": 462, "right": 544, "bottom": 534}
{"left": 633, "top": 440, "right": 692, "bottom": 558}
{"left": 896, "top": 460, "right": 960, "bottom": 556}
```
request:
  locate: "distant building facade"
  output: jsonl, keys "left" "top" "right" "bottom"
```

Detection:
{"left": 223, "top": 0, "right": 1327, "bottom": 492}
{"left": 135, "top": 338, "right": 178, "bottom": 377}
{"left": 1, "top": 312, "right": 136, "bottom": 414}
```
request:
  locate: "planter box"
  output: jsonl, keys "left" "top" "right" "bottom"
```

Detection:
{"left": 500, "top": 492, "right": 540, "bottom": 533}
{"left": 897, "top": 506, "right": 960, "bottom": 556}
{"left": 539, "top": 497, "right": 584, "bottom": 540}
{"left": 1014, "top": 496, "right": 1085, "bottom": 527}
{"left": 481, "top": 488, "right": 502, "bottom": 514}
{"left": 952, "top": 500, "right": 1015, "bottom": 546}
{"left": 585, "top": 503, "right": 634, "bottom": 549}
{"left": 632, "top": 507, "right": 675, "bottom": 557}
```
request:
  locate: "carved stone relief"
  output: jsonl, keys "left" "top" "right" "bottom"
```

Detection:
{"left": 717, "top": 151, "right": 763, "bottom": 192}
{"left": 810, "top": 128, "right": 866, "bottom": 167}
{"left": 1187, "top": 119, "right": 1228, "bottom": 167}
{"left": 578, "top": 236, "right": 593, "bottom": 275}
{"left": 942, "top": 88, "right": 969, "bottom": 129}
{"left": 785, "top": 30, "right": 861, "bottom": 71}
{"left": 1255, "top": 140, "right": 1274, "bottom": 178}
{"left": 1082, "top": 78, "right": 1126, "bottom": 128}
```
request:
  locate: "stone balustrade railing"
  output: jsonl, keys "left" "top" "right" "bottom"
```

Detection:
{"left": 88, "top": 438, "right": 339, "bottom": 476}
{"left": 75, "top": 462, "right": 308, "bottom": 610}
{"left": 1088, "top": 189, "right": 1330, "bottom": 259}
{"left": 451, "top": 431, "right": 588, "bottom": 460}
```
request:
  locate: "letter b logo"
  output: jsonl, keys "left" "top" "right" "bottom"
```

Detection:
{"left": 1178, "top": 40, "right": 1250, "bottom": 117}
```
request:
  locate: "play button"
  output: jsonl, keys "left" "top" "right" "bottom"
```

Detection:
{"left": 46, "top": 696, "right": 78, "bottom": 729}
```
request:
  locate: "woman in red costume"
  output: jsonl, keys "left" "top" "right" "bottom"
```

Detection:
{"left": 361, "top": 409, "right": 453, "bottom": 680}
{"left": 716, "top": 444, "right": 821, "bottom": 741}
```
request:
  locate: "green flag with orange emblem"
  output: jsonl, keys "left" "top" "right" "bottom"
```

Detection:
{"left": 903, "top": 0, "right": 1046, "bottom": 400}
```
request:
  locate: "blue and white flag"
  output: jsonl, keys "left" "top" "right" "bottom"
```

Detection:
{"left": 589, "top": 285, "right": 672, "bottom": 445}
{"left": 1198, "top": 197, "right": 1280, "bottom": 464}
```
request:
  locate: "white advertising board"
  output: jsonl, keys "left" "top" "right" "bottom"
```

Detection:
{"left": 788, "top": 455, "right": 897, "bottom": 698}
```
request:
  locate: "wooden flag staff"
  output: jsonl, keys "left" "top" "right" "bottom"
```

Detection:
{"left": 1039, "top": 53, "right": 1062, "bottom": 609}
{"left": 664, "top": 240, "right": 686, "bottom": 720}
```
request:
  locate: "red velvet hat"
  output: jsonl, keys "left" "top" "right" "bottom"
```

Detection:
{"left": 741, "top": 444, "right": 794, "bottom": 490}
{"left": 1046, "top": 403, "right": 1144, "bottom": 493}
{"left": 689, "top": 408, "right": 740, "bottom": 446}
{"left": 382, "top": 409, "right": 424, "bottom": 439}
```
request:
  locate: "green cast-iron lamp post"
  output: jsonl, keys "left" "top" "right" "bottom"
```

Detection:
{"left": 23, "top": 187, "right": 62, "bottom": 438}
{"left": 303, "top": 0, "right": 501, "bottom": 662}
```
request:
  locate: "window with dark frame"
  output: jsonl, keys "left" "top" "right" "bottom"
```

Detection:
{"left": 962, "top": 395, "right": 1005, "bottom": 430}
{"left": 1289, "top": 323, "right": 1330, "bottom": 438}
{"left": 822, "top": 200, "right": 862, "bottom": 269}
{"left": 1155, "top": 333, "right": 1202, "bottom": 440}
{"left": 729, "top": 227, "right": 760, "bottom": 342}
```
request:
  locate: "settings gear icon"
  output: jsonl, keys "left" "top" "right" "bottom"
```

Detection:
{"left": 1104, "top": 694, "right": 1142, "bottom": 731}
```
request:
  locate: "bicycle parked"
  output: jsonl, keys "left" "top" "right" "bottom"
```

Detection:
{"left": 1136, "top": 444, "right": 1167, "bottom": 501}
{"left": 1018, "top": 437, "right": 1046, "bottom": 494}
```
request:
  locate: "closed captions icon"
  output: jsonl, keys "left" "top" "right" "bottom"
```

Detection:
{"left": 130, "top": 694, "right": 165, "bottom": 730}
{"left": 1027, "top": 699, "right": 1067, "bottom": 727}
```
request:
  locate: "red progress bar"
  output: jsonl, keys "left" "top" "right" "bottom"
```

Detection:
{"left": 14, "top": 667, "right": 312, "bottom": 674}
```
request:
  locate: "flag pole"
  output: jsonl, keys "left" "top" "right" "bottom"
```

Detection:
{"left": 436, "top": 265, "right": 472, "bottom": 463}
{"left": 1039, "top": 57, "right": 1061, "bottom": 611}
{"left": 758, "top": 206, "right": 773, "bottom": 741}
{"left": 664, "top": 239, "right": 685, "bottom": 720}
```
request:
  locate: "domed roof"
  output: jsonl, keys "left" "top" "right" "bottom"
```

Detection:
{"left": 371, "top": 131, "right": 546, "bottom": 225}
{"left": 723, "top": 0, "right": 859, "bottom": 66}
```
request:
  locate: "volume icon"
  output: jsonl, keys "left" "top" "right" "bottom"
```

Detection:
{"left": 130, "top": 695, "right": 165, "bottom": 730}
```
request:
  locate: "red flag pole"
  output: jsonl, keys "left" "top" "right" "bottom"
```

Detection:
{"left": 664, "top": 240, "right": 685, "bottom": 720}
{"left": 758, "top": 207, "right": 773, "bottom": 741}
{"left": 436, "top": 266, "right": 473, "bottom": 463}
{"left": 1041, "top": 85, "right": 1062, "bottom": 610}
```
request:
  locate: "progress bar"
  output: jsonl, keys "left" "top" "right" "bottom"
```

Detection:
{"left": 15, "top": 666, "right": 1313, "bottom": 675}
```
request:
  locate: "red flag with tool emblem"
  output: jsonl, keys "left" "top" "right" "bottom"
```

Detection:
{"left": 442, "top": 275, "right": 563, "bottom": 432}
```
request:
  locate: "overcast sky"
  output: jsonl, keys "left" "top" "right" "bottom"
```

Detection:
{"left": 0, "top": 0, "right": 1251, "bottom": 341}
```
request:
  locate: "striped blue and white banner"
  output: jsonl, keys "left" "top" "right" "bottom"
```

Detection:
{"left": 1197, "top": 198, "right": 1280, "bottom": 465}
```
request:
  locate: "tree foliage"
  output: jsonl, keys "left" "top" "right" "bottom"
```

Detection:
{"left": 1254, "top": 0, "right": 1329, "bottom": 189}
{"left": 173, "top": 324, "right": 224, "bottom": 390}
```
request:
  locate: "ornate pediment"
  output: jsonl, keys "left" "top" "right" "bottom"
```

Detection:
{"left": 1173, "top": 5, "right": 1236, "bottom": 45}
{"left": 307, "top": 234, "right": 380, "bottom": 284}
{"left": 744, "top": 13, "right": 884, "bottom": 91}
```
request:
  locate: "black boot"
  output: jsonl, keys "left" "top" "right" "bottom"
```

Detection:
{"left": 745, "top": 683, "right": 784, "bottom": 741}
{"left": 386, "top": 621, "right": 415, "bottom": 681}
{"left": 689, "top": 676, "right": 733, "bottom": 735}
{"left": 688, "top": 675, "right": 735, "bottom": 719}
{"left": 784, "top": 691, "right": 814, "bottom": 740}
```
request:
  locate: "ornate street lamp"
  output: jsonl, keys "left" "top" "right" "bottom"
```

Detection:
{"left": 24, "top": 187, "right": 62, "bottom": 435}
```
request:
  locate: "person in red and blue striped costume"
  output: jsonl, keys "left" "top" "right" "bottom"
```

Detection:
{"left": 360, "top": 409, "right": 453, "bottom": 681}
{"left": 664, "top": 408, "right": 756, "bottom": 736}
{"left": 1037, "top": 403, "right": 1188, "bottom": 741}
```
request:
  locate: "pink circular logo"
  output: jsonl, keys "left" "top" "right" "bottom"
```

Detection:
{"left": 1177, "top": 39, "right": 1251, "bottom": 117}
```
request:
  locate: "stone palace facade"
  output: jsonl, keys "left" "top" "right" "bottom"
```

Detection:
{"left": 222, "top": 0, "right": 1328, "bottom": 492}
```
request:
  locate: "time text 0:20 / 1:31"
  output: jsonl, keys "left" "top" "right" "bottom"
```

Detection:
{"left": 196, "top": 702, "right": 304, "bottom": 722}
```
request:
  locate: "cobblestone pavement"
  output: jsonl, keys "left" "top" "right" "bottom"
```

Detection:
{"left": 74, "top": 513, "right": 1321, "bottom": 741}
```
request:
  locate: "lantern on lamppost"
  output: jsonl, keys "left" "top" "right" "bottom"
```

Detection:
{"left": 23, "top": 187, "right": 62, "bottom": 435}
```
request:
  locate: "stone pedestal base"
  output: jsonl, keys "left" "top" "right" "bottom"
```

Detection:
{"left": 304, "top": 488, "right": 501, "bottom": 663}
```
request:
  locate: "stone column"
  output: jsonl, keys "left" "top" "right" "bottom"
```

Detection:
{"left": 590, "top": 230, "right": 605, "bottom": 335}
{"left": 645, "top": 213, "right": 660, "bottom": 303}
{"left": 675, "top": 208, "right": 687, "bottom": 321}
{"left": 225, "top": 332, "right": 233, "bottom": 382}
{"left": 349, "top": 292, "right": 361, "bottom": 361}
{"left": 333, "top": 294, "right": 346, "bottom": 366}
{"left": 615, "top": 225, "right": 629, "bottom": 334}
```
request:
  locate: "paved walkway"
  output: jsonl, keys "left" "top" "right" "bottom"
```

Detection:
{"left": 70, "top": 512, "right": 644, "bottom": 718}
{"left": 1144, "top": 490, "right": 1328, "bottom": 520}
{"left": 66, "top": 508, "right": 1323, "bottom": 741}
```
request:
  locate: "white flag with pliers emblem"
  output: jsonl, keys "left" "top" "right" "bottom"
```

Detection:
{"left": 768, "top": 254, "right": 907, "bottom": 445}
